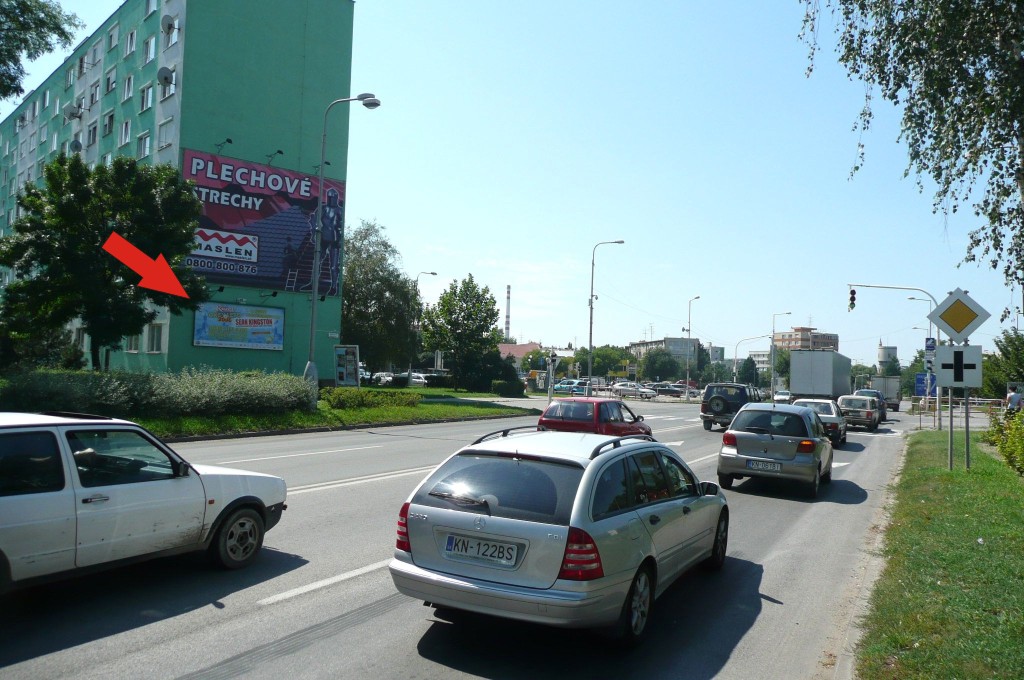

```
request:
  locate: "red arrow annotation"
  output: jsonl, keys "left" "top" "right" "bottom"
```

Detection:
{"left": 101, "top": 231, "right": 189, "bottom": 298}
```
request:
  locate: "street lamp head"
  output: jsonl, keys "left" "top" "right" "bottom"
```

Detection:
{"left": 356, "top": 93, "right": 376, "bottom": 100}
{"left": 613, "top": 240, "right": 624, "bottom": 244}
{"left": 361, "top": 98, "right": 381, "bottom": 109}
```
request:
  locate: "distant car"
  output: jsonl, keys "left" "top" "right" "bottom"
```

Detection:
{"left": 396, "top": 372, "right": 427, "bottom": 387}
{"left": 773, "top": 390, "right": 793, "bottom": 404}
{"left": 610, "top": 382, "right": 657, "bottom": 400}
{"left": 537, "top": 397, "right": 652, "bottom": 437}
{"left": 717, "top": 402, "right": 834, "bottom": 498}
{"left": 373, "top": 372, "right": 394, "bottom": 385}
{"left": 389, "top": 428, "right": 729, "bottom": 644}
{"left": 853, "top": 389, "right": 887, "bottom": 421}
{"left": 792, "top": 398, "right": 847, "bottom": 446}
{"left": 553, "top": 379, "right": 590, "bottom": 395}
{"left": 651, "top": 383, "right": 684, "bottom": 397}
{"left": 838, "top": 395, "right": 880, "bottom": 431}
{"left": 0, "top": 412, "right": 287, "bottom": 591}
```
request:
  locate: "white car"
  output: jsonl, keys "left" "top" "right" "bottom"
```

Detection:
{"left": 611, "top": 381, "right": 656, "bottom": 400}
{"left": 773, "top": 390, "right": 793, "bottom": 404}
{"left": 0, "top": 412, "right": 287, "bottom": 591}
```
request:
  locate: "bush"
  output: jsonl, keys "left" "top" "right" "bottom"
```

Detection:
{"left": 0, "top": 367, "right": 315, "bottom": 417}
{"left": 425, "top": 374, "right": 453, "bottom": 389}
{"left": 319, "top": 387, "right": 421, "bottom": 409}
{"left": 491, "top": 379, "right": 525, "bottom": 397}
{"left": 997, "top": 412, "right": 1024, "bottom": 476}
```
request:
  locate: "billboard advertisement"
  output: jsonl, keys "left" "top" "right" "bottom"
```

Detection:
{"left": 334, "top": 345, "right": 360, "bottom": 387}
{"left": 193, "top": 302, "right": 285, "bottom": 351}
{"left": 182, "top": 149, "right": 346, "bottom": 294}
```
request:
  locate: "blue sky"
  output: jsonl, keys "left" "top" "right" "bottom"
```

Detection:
{"left": 4, "top": 1, "right": 1017, "bottom": 368}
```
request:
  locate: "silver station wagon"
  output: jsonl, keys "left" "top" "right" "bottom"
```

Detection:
{"left": 389, "top": 427, "right": 729, "bottom": 644}
{"left": 716, "top": 403, "right": 834, "bottom": 498}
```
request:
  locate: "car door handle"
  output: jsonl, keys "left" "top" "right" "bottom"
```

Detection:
{"left": 82, "top": 494, "right": 110, "bottom": 504}
{"left": 648, "top": 515, "right": 660, "bottom": 525}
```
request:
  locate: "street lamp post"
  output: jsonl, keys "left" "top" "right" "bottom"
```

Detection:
{"left": 408, "top": 271, "right": 437, "bottom": 380}
{"left": 586, "top": 240, "right": 624, "bottom": 395}
{"left": 686, "top": 295, "right": 700, "bottom": 394}
{"left": 770, "top": 311, "right": 792, "bottom": 392}
{"left": 303, "top": 93, "right": 381, "bottom": 403}
{"left": 909, "top": 296, "right": 939, "bottom": 428}
{"left": 733, "top": 334, "right": 771, "bottom": 382}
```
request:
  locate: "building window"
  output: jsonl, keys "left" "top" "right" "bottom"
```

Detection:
{"left": 52, "top": 96, "right": 59, "bottom": 118}
{"left": 87, "top": 123, "right": 98, "bottom": 146}
{"left": 123, "top": 30, "right": 135, "bottom": 56}
{"left": 105, "top": 67, "right": 116, "bottom": 93}
{"left": 137, "top": 131, "right": 151, "bottom": 158}
{"left": 120, "top": 120, "right": 131, "bottom": 146}
{"left": 101, "top": 152, "right": 112, "bottom": 166}
{"left": 38, "top": 125, "right": 47, "bottom": 147}
{"left": 65, "top": 67, "right": 74, "bottom": 88}
{"left": 89, "top": 81, "right": 100, "bottom": 106}
{"left": 107, "top": 24, "right": 118, "bottom": 50}
{"left": 51, "top": 132, "right": 57, "bottom": 152}
{"left": 164, "top": 17, "right": 180, "bottom": 48}
{"left": 146, "top": 0, "right": 158, "bottom": 15}
{"left": 159, "top": 69, "right": 176, "bottom": 99}
{"left": 77, "top": 56, "right": 87, "bottom": 77}
{"left": 157, "top": 118, "right": 175, "bottom": 148}
{"left": 125, "top": 335, "right": 139, "bottom": 352}
{"left": 102, "top": 110, "right": 114, "bottom": 136}
{"left": 91, "top": 42, "right": 101, "bottom": 67}
{"left": 147, "top": 324, "right": 162, "bottom": 353}
{"left": 122, "top": 74, "right": 134, "bottom": 101}
{"left": 143, "top": 36, "right": 156, "bottom": 63}
{"left": 42, "top": 90, "right": 49, "bottom": 108}
{"left": 140, "top": 84, "right": 153, "bottom": 112}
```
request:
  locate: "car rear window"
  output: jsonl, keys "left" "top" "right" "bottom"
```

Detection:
{"left": 842, "top": 398, "right": 869, "bottom": 409}
{"left": 731, "top": 410, "right": 808, "bottom": 437}
{"left": 412, "top": 452, "right": 584, "bottom": 525}
{"left": 795, "top": 401, "right": 835, "bottom": 416}
{"left": 542, "top": 401, "right": 594, "bottom": 422}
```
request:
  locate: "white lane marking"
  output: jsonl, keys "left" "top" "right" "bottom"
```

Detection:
{"left": 663, "top": 441, "right": 685, "bottom": 447}
{"left": 832, "top": 462, "right": 852, "bottom": 468}
{"left": 288, "top": 465, "right": 437, "bottom": 495}
{"left": 258, "top": 559, "right": 391, "bottom": 605}
{"left": 216, "top": 445, "right": 383, "bottom": 465}
{"left": 688, "top": 452, "right": 718, "bottom": 465}
{"left": 652, "top": 425, "right": 702, "bottom": 434}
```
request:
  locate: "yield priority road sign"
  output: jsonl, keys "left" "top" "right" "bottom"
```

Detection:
{"left": 927, "top": 288, "right": 990, "bottom": 344}
{"left": 934, "top": 345, "right": 982, "bottom": 388}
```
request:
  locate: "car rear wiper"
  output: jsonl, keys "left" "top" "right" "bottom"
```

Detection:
{"left": 744, "top": 426, "right": 772, "bottom": 435}
{"left": 429, "top": 490, "right": 491, "bottom": 512}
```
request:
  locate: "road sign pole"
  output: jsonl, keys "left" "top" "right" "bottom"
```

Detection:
{"left": 949, "top": 385, "right": 954, "bottom": 470}
{"left": 965, "top": 388, "right": 971, "bottom": 470}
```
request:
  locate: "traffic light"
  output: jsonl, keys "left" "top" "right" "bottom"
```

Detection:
{"left": 848, "top": 288, "right": 857, "bottom": 311}
{"left": 926, "top": 358, "right": 933, "bottom": 372}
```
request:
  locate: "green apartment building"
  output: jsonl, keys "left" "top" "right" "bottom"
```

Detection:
{"left": 0, "top": 0, "right": 358, "bottom": 380}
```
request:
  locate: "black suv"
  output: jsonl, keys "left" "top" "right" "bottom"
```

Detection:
{"left": 700, "top": 383, "right": 756, "bottom": 430}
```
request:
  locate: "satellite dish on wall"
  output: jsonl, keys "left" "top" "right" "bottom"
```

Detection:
{"left": 157, "top": 67, "right": 174, "bottom": 86}
{"left": 69, "top": 140, "right": 83, "bottom": 153}
{"left": 161, "top": 15, "right": 176, "bottom": 33}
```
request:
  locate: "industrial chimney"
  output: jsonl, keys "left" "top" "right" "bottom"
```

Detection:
{"left": 505, "top": 285, "right": 511, "bottom": 341}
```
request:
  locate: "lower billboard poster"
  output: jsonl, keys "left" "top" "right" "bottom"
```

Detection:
{"left": 194, "top": 302, "right": 284, "bottom": 351}
{"left": 334, "top": 345, "right": 360, "bottom": 387}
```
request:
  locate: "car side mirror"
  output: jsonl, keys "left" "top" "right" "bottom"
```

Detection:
{"left": 175, "top": 461, "right": 191, "bottom": 477}
{"left": 637, "top": 415, "right": 644, "bottom": 421}
{"left": 699, "top": 481, "right": 720, "bottom": 496}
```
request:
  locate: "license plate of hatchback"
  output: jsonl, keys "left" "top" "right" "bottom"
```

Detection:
{"left": 747, "top": 460, "right": 782, "bottom": 472}
{"left": 444, "top": 534, "right": 517, "bottom": 566}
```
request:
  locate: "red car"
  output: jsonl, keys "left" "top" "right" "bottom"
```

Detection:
{"left": 537, "top": 397, "right": 652, "bottom": 436}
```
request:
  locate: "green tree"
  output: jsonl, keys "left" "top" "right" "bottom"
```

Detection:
{"left": 589, "top": 345, "right": 633, "bottom": 378}
{"left": 774, "top": 348, "right": 791, "bottom": 383}
{"left": 851, "top": 362, "right": 876, "bottom": 390}
{"left": 0, "top": 1, "right": 81, "bottom": 101}
{"left": 521, "top": 348, "right": 548, "bottom": 373}
{"left": 738, "top": 356, "right": 758, "bottom": 385}
{"left": 341, "top": 220, "right": 418, "bottom": 371}
{"left": 420, "top": 274, "right": 502, "bottom": 390}
{"left": 883, "top": 356, "right": 902, "bottom": 377}
{"left": 0, "top": 154, "right": 208, "bottom": 370}
{"left": 0, "top": 324, "right": 84, "bottom": 370}
{"left": 639, "top": 348, "right": 679, "bottom": 382}
{"left": 801, "top": 2, "right": 1024, "bottom": 318}
{"left": 982, "top": 329, "right": 1024, "bottom": 399}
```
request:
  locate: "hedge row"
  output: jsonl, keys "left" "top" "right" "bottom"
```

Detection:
{"left": 0, "top": 368, "right": 315, "bottom": 418}
{"left": 986, "top": 409, "right": 1024, "bottom": 476}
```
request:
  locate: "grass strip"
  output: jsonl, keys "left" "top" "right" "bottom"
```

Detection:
{"left": 137, "top": 400, "right": 538, "bottom": 439}
{"left": 857, "top": 431, "right": 1024, "bottom": 679}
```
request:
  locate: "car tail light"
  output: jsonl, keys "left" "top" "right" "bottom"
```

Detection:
{"left": 558, "top": 527, "right": 604, "bottom": 580}
{"left": 700, "top": 403, "right": 708, "bottom": 414}
{"left": 396, "top": 502, "right": 411, "bottom": 552}
{"left": 826, "top": 423, "right": 837, "bottom": 431}
{"left": 796, "top": 439, "right": 816, "bottom": 453}
{"left": 722, "top": 432, "right": 737, "bottom": 446}
{"left": 866, "top": 411, "right": 873, "bottom": 420}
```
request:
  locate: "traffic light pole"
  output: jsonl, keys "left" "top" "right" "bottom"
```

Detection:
{"left": 847, "top": 283, "right": 942, "bottom": 431}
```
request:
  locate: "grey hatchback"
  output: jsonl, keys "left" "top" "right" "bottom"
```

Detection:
{"left": 716, "top": 403, "right": 834, "bottom": 498}
{"left": 390, "top": 427, "right": 729, "bottom": 644}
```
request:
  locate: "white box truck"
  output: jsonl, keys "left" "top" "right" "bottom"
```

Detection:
{"left": 789, "top": 350, "right": 852, "bottom": 400}
{"left": 870, "top": 375, "right": 902, "bottom": 412}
